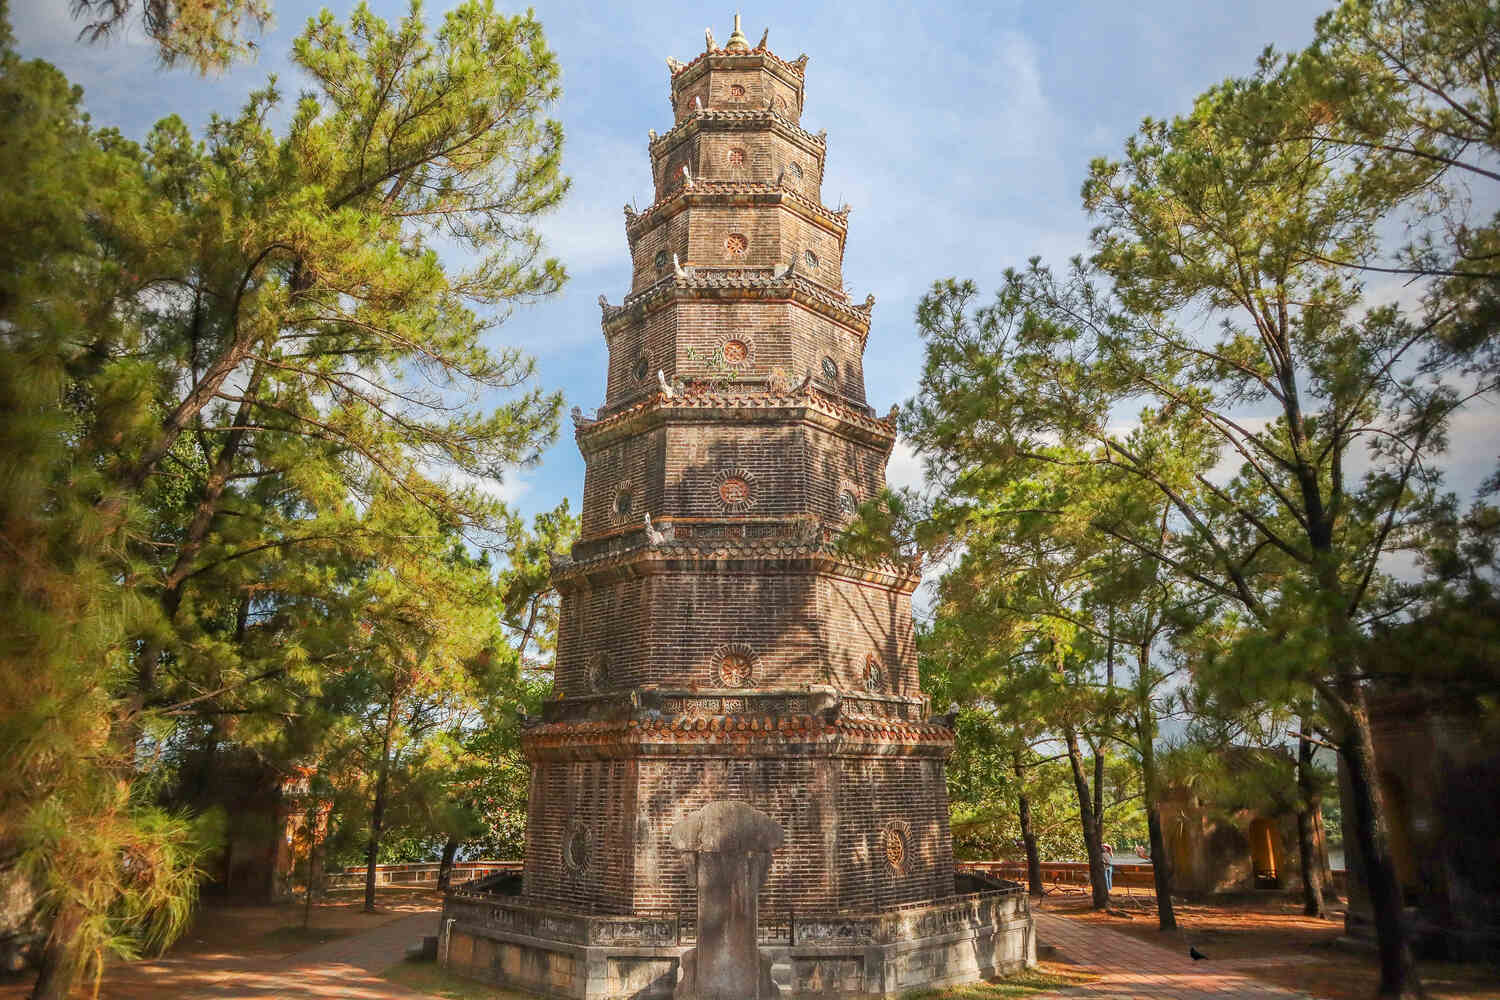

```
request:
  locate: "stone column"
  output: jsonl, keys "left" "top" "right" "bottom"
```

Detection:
{"left": 669, "top": 801, "right": 785, "bottom": 1000}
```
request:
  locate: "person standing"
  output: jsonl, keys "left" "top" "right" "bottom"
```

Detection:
{"left": 1102, "top": 842, "right": 1114, "bottom": 894}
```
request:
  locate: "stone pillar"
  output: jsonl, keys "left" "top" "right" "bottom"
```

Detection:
{"left": 669, "top": 801, "right": 785, "bottom": 1000}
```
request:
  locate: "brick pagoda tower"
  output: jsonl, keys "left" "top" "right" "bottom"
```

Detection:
{"left": 441, "top": 19, "right": 1033, "bottom": 998}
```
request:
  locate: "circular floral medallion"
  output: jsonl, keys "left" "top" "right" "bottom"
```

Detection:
{"left": 722, "top": 339, "right": 749, "bottom": 365}
{"left": 563, "top": 821, "right": 592, "bottom": 874}
{"left": 822, "top": 355, "right": 839, "bottom": 381}
{"left": 587, "top": 652, "right": 608, "bottom": 692}
{"left": 713, "top": 468, "right": 757, "bottom": 513}
{"left": 728, "top": 84, "right": 746, "bottom": 100}
{"left": 713, "top": 643, "right": 759, "bottom": 688}
{"left": 719, "top": 477, "right": 749, "bottom": 505}
{"left": 863, "top": 653, "right": 885, "bottom": 693}
{"left": 725, "top": 233, "right": 749, "bottom": 258}
{"left": 882, "top": 820, "right": 912, "bottom": 875}
{"left": 727, "top": 147, "right": 747, "bottom": 167}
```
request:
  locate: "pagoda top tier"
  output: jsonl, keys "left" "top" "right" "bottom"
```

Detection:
{"left": 665, "top": 15, "right": 808, "bottom": 124}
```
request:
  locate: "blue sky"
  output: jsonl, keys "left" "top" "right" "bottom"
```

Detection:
{"left": 13, "top": 0, "right": 1498, "bottom": 535}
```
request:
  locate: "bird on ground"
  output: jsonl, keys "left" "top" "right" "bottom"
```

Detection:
{"left": 1189, "top": 946, "right": 1207, "bottom": 961}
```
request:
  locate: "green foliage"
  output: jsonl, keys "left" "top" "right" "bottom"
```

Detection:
{"left": 0, "top": 28, "right": 220, "bottom": 986}
{"left": 1295, "top": 0, "right": 1500, "bottom": 386}
{"left": 70, "top": 0, "right": 273, "bottom": 73}
{"left": 893, "top": 0, "right": 1499, "bottom": 985}
{"left": 2, "top": 0, "right": 572, "bottom": 987}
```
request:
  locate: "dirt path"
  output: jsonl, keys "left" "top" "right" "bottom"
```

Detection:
{"left": 93, "top": 909, "right": 439, "bottom": 999}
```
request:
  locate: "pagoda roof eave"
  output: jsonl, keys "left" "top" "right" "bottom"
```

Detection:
{"left": 625, "top": 182, "right": 849, "bottom": 244}
{"left": 550, "top": 537, "right": 923, "bottom": 595}
{"left": 668, "top": 47, "right": 808, "bottom": 90}
{"left": 574, "top": 388, "right": 897, "bottom": 455}
{"left": 602, "top": 271, "right": 874, "bottom": 340}
{"left": 521, "top": 720, "right": 955, "bottom": 762}
{"left": 648, "top": 108, "right": 825, "bottom": 161}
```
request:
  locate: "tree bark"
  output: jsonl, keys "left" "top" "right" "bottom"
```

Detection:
{"left": 364, "top": 691, "right": 400, "bottom": 914}
{"left": 1012, "top": 753, "right": 1043, "bottom": 897}
{"left": 1064, "top": 724, "right": 1109, "bottom": 909}
{"left": 437, "top": 835, "right": 460, "bottom": 891}
{"left": 1136, "top": 660, "right": 1177, "bottom": 931}
{"left": 1146, "top": 804, "right": 1176, "bottom": 929}
{"left": 1312, "top": 544, "right": 1420, "bottom": 997}
{"left": 28, "top": 903, "right": 84, "bottom": 1000}
{"left": 1339, "top": 697, "right": 1420, "bottom": 997}
{"left": 1091, "top": 738, "right": 1105, "bottom": 846}
{"left": 1297, "top": 725, "right": 1327, "bottom": 919}
{"left": 1094, "top": 619, "right": 1115, "bottom": 846}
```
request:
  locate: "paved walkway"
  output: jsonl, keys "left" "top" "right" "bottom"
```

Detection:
{"left": 1033, "top": 909, "right": 1323, "bottom": 1000}
{"left": 99, "top": 910, "right": 439, "bottom": 999}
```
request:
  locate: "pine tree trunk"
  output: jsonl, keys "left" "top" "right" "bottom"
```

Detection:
{"left": 364, "top": 693, "right": 399, "bottom": 914}
{"left": 1340, "top": 699, "right": 1420, "bottom": 997}
{"left": 29, "top": 904, "right": 84, "bottom": 1000}
{"left": 1297, "top": 727, "right": 1327, "bottom": 919}
{"left": 1064, "top": 725, "right": 1109, "bottom": 909}
{"left": 1091, "top": 742, "right": 1105, "bottom": 846}
{"left": 1146, "top": 805, "right": 1176, "bottom": 929}
{"left": 1313, "top": 548, "right": 1420, "bottom": 998}
{"left": 1012, "top": 754, "right": 1043, "bottom": 897}
{"left": 437, "top": 836, "right": 460, "bottom": 890}
{"left": 308, "top": 813, "right": 326, "bottom": 905}
{"left": 1138, "top": 711, "right": 1177, "bottom": 930}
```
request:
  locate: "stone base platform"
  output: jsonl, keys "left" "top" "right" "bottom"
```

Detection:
{"left": 439, "top": 873, "right": 1035, "bottom": 999}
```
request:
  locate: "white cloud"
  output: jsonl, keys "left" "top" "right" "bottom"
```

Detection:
{"left": 885, "top": 438, "right": 925, "bottom": 494}
{"left": 425, "top": 462, "right": 532, "bottom": 508}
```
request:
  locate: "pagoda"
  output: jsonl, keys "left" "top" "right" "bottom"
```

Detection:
{"left": 440, "top": 18, "right": 1034, "bottom": 998}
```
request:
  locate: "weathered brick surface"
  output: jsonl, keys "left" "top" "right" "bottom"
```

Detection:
{"left": 627, "top": 205, "right": 844, "bottom": 294}
{"left": 601, "top": 301, "right": 867, "bottom": 413}
{"left": 667, "top": 55, "right": 807, "bottom": 126}
{"left": 519, "top": 25, "right": 961, "bottom": 930}
{"left": 551, "top": 569, "right": 918, "bottom": 697}
{"left": 651, "top": 122, "right": 825, "bottom": 197}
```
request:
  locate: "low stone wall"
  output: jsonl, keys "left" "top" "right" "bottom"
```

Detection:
{"left": 324, "top": 860, "right": 520, "bottom": 891}
{"left": 440, "top": 889, "right": 682, "bottom": 998}
{"left": 439, "top": 874, "right": 1034, "bottom": 999}
{"left": 961, "top": 860, "right": 1349, "bottom": 896}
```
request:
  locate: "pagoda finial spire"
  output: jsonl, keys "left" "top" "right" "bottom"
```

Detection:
{"left": 725, "top": 13, "right": 750, "bottom": 53}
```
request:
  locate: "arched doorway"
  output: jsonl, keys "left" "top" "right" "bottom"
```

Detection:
{"left": 1249, "top": 817, "right": 1281, "bottom": 888}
